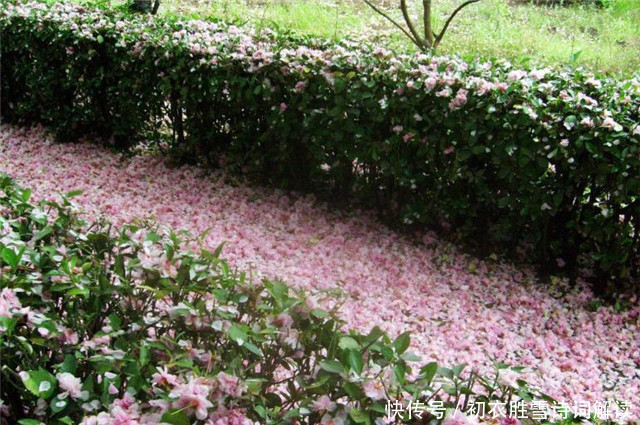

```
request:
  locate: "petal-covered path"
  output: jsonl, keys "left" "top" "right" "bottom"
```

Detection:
{"left": 1, "top": 125, "right": 639, "bottom": 414}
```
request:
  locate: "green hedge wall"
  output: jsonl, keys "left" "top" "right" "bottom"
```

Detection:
{"left": 2, "top": 1, "right": 640, "bottom": 294}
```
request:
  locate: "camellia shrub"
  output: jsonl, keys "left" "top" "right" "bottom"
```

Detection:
{"left": 0, "top": 174, "right": 582, "bottom": 424}
{"left": 1, "top": 1, "right": 640, "bottom": 295}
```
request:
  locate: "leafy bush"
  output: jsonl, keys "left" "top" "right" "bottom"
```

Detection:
{"left": 1, "top": 1, "right": 640, "bottom": 295}
{"left": 0, "top": 174, "right": 577, "bottom": 424}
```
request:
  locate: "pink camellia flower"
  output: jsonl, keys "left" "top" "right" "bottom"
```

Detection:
{"left": 312, "top": 395, "right": 336, "bottom": 412}
{"left": 274, "top": 312, "right": 294, "bottom": 329}
{"left": 0, "top": 288, "right": 22, "bottom": 318}
{"left": 560, "top": 139, "right": 570, "bottom": 148}
{"left": 294, "top": 81, "right": 306, "bottom": 93}
{"left": 216, "top": 372, "right": 246, "bottom": 397}
{"left": 475, "top": 79, "right": 495, "bottom": 96}
{"left": 57, "top": 372, "right": 87, "bottom": 400}
{"left": 601, "top": 117, "right": 623, "bottom": 132}
{"left": 170, "top": 381, "right": 213, "bottom": 420}
{"left": 580, "top": 117, "right": 595, "bottom": 128}
{"left": 207, "top": 406, "right": 255, "bottom": 425}
{"left": 402, "top": 133, "right": 414, "bottom": 143}
{"left": 61, "top": 328, "right": 79, "bottom": 345}
{"left": 496, "top": 82, "right": 508, "bottom": 92}
{"left": 529, "top": 69, "right": 548, "bottom": 81}
{"left": 392, "top": 125, "right": 403, "bottom": 133}
{"left": 448, "top": 89, "right": 468, "bottom": 111}
{"left": 425, "top": 76, "right": 437, "bottom": 91}
{"left": 444, "top": 146, "right": 455, "bottom": 155}
{"left": 151, "top": 366, "right": 178, "bottom": 385}
{"left": 586, "top": 77, "right": 602, "bottom": 89}
{"left": 507, "top": 70, "right": 528, "bottom": 81}
{"left": 279, "top": 103, "right": 288, "bottom": 112}
{"left": 362, "top": 379, "right": 386, "bottom": 401}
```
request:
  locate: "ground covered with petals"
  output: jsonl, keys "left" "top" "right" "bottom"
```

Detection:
{"left": 1, "top": 124, "right": 639, "bottom": 414}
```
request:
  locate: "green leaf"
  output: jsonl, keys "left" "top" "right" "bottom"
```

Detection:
{"left": 161, "top": 409, "right": 190, "bottom": 425}
{"left": 228, "top": 324, "right": 248, "bottom": 344}
{"left": 139, "top": 344, "right": 150, "bottom": 366}
{"left": 421, "top": 361, "right": 438, "bottom": 382}
{"left": 347, "top": 349, "right": 363, "bottom": 374}
{"left": 394, "top": 363, "right": 407, "bottom": 384}
{"left": 243, "top": 341, "right": 263, "bottom": 357}
{"left": 452, "top": 363, "right": 467, "bottom": 378}
{"left": 1, "top": 247, "right": 18, "bottom": 268}
{"left": 50, "top": 396, "right": 68, "bottom": 413}
{"left": 254, "top": 405, "right": 267, "bottom": 419}
{"left": 21, "top": 368, "right": 57, "bottom": 399}
{"left": 400, "top": 351, "right": 421, "bottom": 362}
{"left": 338, "top": 336, "right": 360, "bottom": 350}
{"left": 266, "top": 281, "right": 288, "bottom": 302}
{"left": 33, "top": 226, "right": 53, "bottom": 242}
{"left": 65, "top": 189, "right": 83, "bottom": 198}
{"left": 364, "top": 326, "right": 385, "bottom": 345}
{"left": 349, "top": 408, "right": 371, "bottom": 424}
{"left": 60, "top": 355, "right": 77, "bottom": 374}
{"left": 393, "top": 331, "right": 410, "bottom": 355}
{"left": 18, "top": 420, "right": 44, "bottom": 425}
{"left": 97, "top": 35, "right": 104, "bottom": 44}
{"left": 319, "top": 360, "right": 345, "bottom": 374}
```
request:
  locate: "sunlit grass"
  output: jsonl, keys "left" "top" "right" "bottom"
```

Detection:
{"left": 85, "top": 0, "right": 640, "bottom": 76}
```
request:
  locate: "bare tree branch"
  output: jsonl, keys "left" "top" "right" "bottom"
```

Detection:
{"left": 423, "top": 0, "right": 434, "bottom": 47}
{"left": 434, "top": 0, "right": 480, "bottom": 48}
{"left": 401, "top": 0, "right": 428, "bottom": 49}
{"left": 362, "top": 0, "right": 421, "bottom": 48}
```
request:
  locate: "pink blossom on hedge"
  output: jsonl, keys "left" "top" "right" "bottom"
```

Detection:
{"left": 312, "top": 395, "right": 336, "bottom": 412}
{"left": 425, "top": 77, "right": 437, "bottom": 91}
{"left": 507, "top": 70, "right": 528, "bottom": 81}
{"left": 0, "top": 288, "right": 22, "bottom": 318}
{"left": 449, "top": 89, "right": 468, "bottom": 110}
{"left": 170, "top": 381, "right": 214, "bottom": 420}
{"left": 152, "top": 366, "right": 180, "bottom": 387}
{"left": 601, "top": 117, "right": 623, "bottom": 132}
{"left": 216, "top": 372, "right": 247, "bottom": 398}
{"left": 57, "top": 372, "right": 87, "bottom": 400}
{"left": 362, "top": 379, "right": 386, "bottom": 400}
{"left": 581, "top": 117, "right": 595, "bottom": 128}
{"left": 207, "top": 406, "right": 255, "bottom": 425}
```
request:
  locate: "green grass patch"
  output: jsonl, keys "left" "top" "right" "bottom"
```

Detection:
{"left": 145, "top": 0, "right": 639, "bottom": 76}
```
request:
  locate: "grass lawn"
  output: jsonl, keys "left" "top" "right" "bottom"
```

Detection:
{"left": 144, "top": 0, "right": 640, "bottom": 77}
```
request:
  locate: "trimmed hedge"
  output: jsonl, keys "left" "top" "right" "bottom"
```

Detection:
{"left": 1, "top": 1, "right": 640, "bottom": 294}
